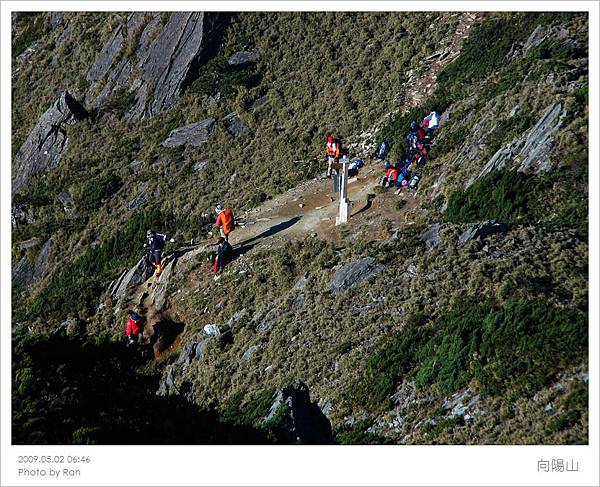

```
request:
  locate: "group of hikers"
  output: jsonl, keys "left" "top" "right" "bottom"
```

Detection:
{"left": 127, "top": 206, "right": 236, "bottom": 345}
{"left": 144, "top": 205, "right": 236, "bottom": 278}
{"left": 378, "top": 111, "right": 440, "bottom": 194}
{"left": 324, "top": 110, "right": 440, "bottom": 195}
{"left": 126, "top": 112, "right": 440, "bottom": 344}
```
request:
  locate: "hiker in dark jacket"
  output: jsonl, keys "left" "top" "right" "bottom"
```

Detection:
{"left": 211, "top": 237, "right": 233, "bottom": 273}
{"left": 144, "top": 229, "right": 174, "bottom": 276}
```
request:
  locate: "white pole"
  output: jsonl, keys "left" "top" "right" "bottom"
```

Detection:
{"left": 336, "top": 156, "right": 351, "bottom": 225}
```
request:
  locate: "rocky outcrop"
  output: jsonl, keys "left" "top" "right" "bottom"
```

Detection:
{"left": 265, "top": 380, "right": 334, "bottom": 444}
{"left": 329, "top": 257, "right": 384, "bottom": 294}
{"left": 250, "top": 94, "right": 269, "bottom": 111}
{"left": 223, "top": 112, "right": 249, "bottom": 137}
{"left": 110, "top": 257, "right": 149, "bottom": 310}
{"left": 149, "top": 259, "right": 176, "bottom": 311}
{"left": 12, "top": 239, "right": 52, "bottom": 287}
{"left": 506, "top": 24, "right": 575, "bottom": 61}
{"left": 241, "top": 344, "right": 261, "bottom": 363}
{"left": 127, "top": 192, "right": 147, "bottom": 210}
{"left": 11, "top": 204, "right": 32, "bottom": 228}
{"left": 228, "top": 48, "right": 260, "bottom": 66}
{"left": 86, "top": 12, "right": 221, "bottom": 119}
{"left": 517, "top": 103, "right": 565, "bottom": 174}
{"left": 177, "top": 339, "right": 210, "bottom": 370}
{"left": 161, "top": 118, "right": 216, "bottom": 147}
{"left": 253, "top": 307, "right": 280, "bottom": 333}
{"left": 293, "top": 272, "right": 309, "bottom": 291}
{"left": 466, "top": 102, "right": 566, "bottom": 187}
{"left": 12, "top": 91, "right": 88, "bottom": 192}
{"left": 57, "top": 191, "right": 75, "bottom": 218}
{"left": 458, "top": 220, "right": 508, "bottom": 246}
{"left": 420, "top": 223, "right": 443, "bottom": 250}
{"left": 192, "top": 159, "right": 210, "bottom": 172}
{"left": 156, "top": 366, "right": 178, "bottom": 396}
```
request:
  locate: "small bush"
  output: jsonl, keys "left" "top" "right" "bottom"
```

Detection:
{"left": 420, "top": 299, "right": 587, "bottom": 396}
{"left": 549, "top": 381, "right": 588, "bottom": 433}
{"left": 189, "top": 54, "right": 260, "bottom": 97}
{"left": 334, "top": 420, "right": 393, "bottom": 445}
{"left": 75, "top": 174, "right": 122, "bottom": 212}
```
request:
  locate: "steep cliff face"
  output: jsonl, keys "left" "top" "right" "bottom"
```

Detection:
{"left": 11, "top": 11, "right": 588, "bottom": 445}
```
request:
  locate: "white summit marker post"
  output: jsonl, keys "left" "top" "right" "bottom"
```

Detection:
{"left": 336, "top": 156, "right": 351, "bottom": 225}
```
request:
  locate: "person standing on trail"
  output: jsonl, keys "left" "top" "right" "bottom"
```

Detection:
{"left": 126, "top": 311, "right": 142, "bottom": 346}
{"left": 325, "top": 135, "right": 341, "bottom": 177}
{"left": 211, "top": 237, "right": 233, "bottom": 273}
{"left": 144, "top": 229, "right": 174, "bottom": 277}
{"left": 215, "top": 205, "right": 235, "bottom": 242}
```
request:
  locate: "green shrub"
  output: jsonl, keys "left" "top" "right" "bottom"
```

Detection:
{"left": 189, "top": 54, "right": 260, "bottom": 97}
{"left": 445, "top": 171, "right": 538, "bottom": 225}
{"left": 75, "top": 174, "right": 122, "bottom": 212}
{"left": 445, "top": 169, "right": 588, "bottom": 236}
{"left": 346, "top": 299, "right": 587, "bottom": 413}
{"left": 436, "top": 13, "right": 576, "bottom": 106}
{"left": 347, "top": 313, "right": 428, "bottom": 411}
{"left": 549, "top": 381, "right": 588, "bottom": 433}
{"left": 418, "top": 299, "right": 587, "bottom": 396}
{"left": 220, "top": 388, "right": 275, "bottom": 427}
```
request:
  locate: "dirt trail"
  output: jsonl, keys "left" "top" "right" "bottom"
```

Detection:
{"left": 227, "top": 158, "right": 421, "bottom": 252}
{"left": 407, "top": 12, "right": 483, "bottom": 108}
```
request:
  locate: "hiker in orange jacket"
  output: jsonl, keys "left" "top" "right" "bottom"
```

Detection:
{"left": 325, "top": 135, "right": 341, "bottom": 177}
{"left": 215, "top": 205, "right": 235, "bottom": 242}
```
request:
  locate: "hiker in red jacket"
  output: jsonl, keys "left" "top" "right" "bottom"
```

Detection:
{"left": 126, "top": 311, "right": 142, "bottom": 346}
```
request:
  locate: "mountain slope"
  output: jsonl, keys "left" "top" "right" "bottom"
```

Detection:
{"left": 11, "top": 11, "right": 588, "bottom": 445}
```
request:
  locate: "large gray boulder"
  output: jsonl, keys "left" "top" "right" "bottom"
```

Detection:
{"left": 265, "top": 380, "right": 334, "bottom": 444}
{"left": 12, "top": 91, "right": 88, "bottom": 192}
{"left": 161, "top": 118, "right": 216, "bottom": 147}
{"left": 12, "top": 239, "right": 52, "bottom": 287}
{"left": 177, "top": 339, "right": 210, "bottom": 370}
{"left": 458, "top": 220, "right": 508, "bottom": 246}
{"left": 329, "top": 257, "right": 384, "bottom": 294}
{"left": 467, "top": 102, "right": 565, "bottom": 187}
